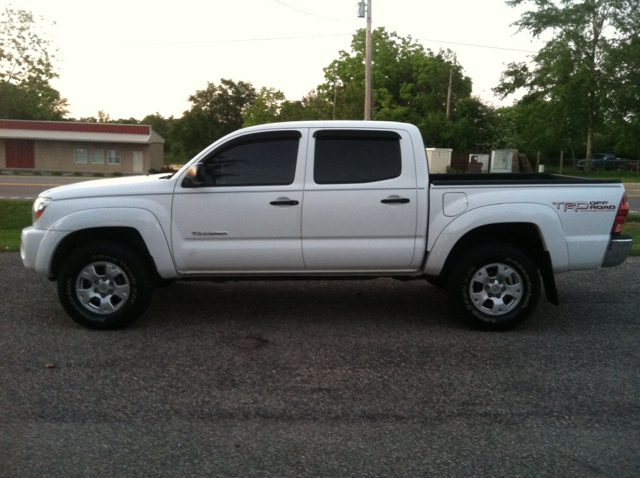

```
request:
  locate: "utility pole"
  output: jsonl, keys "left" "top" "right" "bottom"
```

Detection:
{"left": 358, "top": 0, "right": 372, "bottom": 120}
{"left": 445, "top": 68, "right": 453, "bottom": 120}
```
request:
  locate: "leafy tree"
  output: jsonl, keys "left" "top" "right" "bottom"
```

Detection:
{"left": 321, "top": 28, "right": 474, "bottom": 126}
{"left": 242, "top": 87, "right": 286, "bottom": 127}
{"left": 140, "top": 113, "right": 183, "bottom": 164}
{"left": 242, "top": 88, "right": 333, "bottom": 125}
{"left": 0, "top": 6, "right": 67, "bottom": 119}
{"left": 0, "top": 78, "right": 67, "bottom": 119}
{"left": 317, "top": 28, "right": 509, "bottom": 151}
{"left": 495, "top": 0, "right": 640, "bottom": 170}
{"left": 173, "top": 79, "right": 257, "bottom": 159}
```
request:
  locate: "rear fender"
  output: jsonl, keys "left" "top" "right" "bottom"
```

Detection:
{"left": 424, "top": 204, "right": 569, "bottom": 276}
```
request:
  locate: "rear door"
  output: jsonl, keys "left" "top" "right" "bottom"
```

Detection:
{"left": 302, "top": 128, "right": 419, "bottom": 272}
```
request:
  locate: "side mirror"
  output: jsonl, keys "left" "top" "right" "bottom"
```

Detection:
{"left": 182, "top": 163, "right": 206, "bottom": 188}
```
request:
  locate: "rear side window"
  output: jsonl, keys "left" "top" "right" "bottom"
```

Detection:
{"left": 314, "top": 130, "right": 402, "bottom": 184}
{"left": 199, "top": 131, "right": 300, "bottom": 186}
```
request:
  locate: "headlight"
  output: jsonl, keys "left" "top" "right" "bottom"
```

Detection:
{"left": 33, "top": 197, "right": 52, "bottom": 223}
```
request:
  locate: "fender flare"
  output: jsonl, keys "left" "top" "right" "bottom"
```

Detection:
{"left": 35, "top": 208, "right": 177, "bottom": 279}
{"left": 424, "top": 203, "right": 569, "bottom": 276}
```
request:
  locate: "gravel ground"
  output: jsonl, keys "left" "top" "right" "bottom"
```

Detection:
{"left": 1, "top": 252, "right": 639, "bottom": 477}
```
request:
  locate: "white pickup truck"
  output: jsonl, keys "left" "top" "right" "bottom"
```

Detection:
{"left": 21, "top": 121, "right": 633, "bottom": 331}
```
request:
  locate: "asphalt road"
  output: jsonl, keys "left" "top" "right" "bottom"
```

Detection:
{"left": 0, "top": 175, "right": 101, "bottom": 200}
{"left": 1, "top": 252, "right": 639, "bottom": 477}
{"left": 1, "top": 174, "right": 640, "bottom": 213}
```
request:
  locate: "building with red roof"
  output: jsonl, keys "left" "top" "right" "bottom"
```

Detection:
{"left": 0, "top": 120, "right": 164, "bottom": 174}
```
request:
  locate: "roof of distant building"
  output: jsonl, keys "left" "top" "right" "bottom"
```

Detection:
{"left": 0, "top": 119, "right": 165, "bottom": 144}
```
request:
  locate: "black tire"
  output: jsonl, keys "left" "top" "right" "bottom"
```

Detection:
{"left": 446, "top": 242, "right": 541, "bottom": 331}
{"left": 57, "top": 242, "right": 155, "bottom": 330}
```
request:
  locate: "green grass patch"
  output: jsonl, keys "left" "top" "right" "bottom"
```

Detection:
{"left": 624, "top": 221, "right": 640, "bottom": 256}
{"left": 0, "top": 200, "right": 32, "bottom": 251}
{"left": 547, "top": 166, "right": 640, "bottom": 182}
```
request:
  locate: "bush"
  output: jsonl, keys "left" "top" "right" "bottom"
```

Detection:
{"left": 112, "top": 172, "right": 123, "bottom": 177}
{"left": 72, "top": 172, "right": 82, "bottom": 177}
{"left": 51, "top": 171, "right": 62, "bottom": 176}
{"left": 92, "top": 172, "right": 105, "bottom": 177}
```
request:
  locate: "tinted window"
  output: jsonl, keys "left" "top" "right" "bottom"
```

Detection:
{"left": 314, "top": 130, "right": 402, "bottom": 184}
{"left": 199, "top": 132, "right": 300, "bottom": 186}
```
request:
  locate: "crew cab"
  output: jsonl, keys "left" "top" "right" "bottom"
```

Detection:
{"left": 21, "top": 121, "right": 633, "bottom": 331}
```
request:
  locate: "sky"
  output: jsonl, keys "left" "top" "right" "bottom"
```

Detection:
{"left": 6, "top": 0, "right": 547, "bottom": 120}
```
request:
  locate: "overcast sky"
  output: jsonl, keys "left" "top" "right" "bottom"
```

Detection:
{"left": 7, "top": 0, "right": 546, "bottom": 120}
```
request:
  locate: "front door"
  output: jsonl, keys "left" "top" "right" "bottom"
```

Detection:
{"left": 132, "top": 151, "right": 144, "bottom": 173}
{"left": 6, "top": 139, "right": 35, "bottom": 168}
{"left": 171, "top": 129, "right": 307, "bottom": 273}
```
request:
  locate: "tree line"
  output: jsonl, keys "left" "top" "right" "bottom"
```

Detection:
{"left": 2, "top": 2, "right": 639, "bottom": 169}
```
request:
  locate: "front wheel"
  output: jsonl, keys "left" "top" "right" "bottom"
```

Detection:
{"left": 57, "top": 242, "right": 155, "bottom": 330}
{"left": 447, "top": 243, "right": 541, "bottom": 331}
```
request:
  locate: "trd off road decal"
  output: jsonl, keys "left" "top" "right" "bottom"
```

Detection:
{"left": 552, "top": 201, "right": 616, "bottom": 212}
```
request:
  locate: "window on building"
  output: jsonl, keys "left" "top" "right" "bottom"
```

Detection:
{"left": 108, "top": 150, "right": 121, "bottom": 164}
{"left": 74, "top": 149, "right": 88, "bottom": 164}
{"left": 313, "top": 130, "right": 402, "bottom": 184}
{"left": 197, "top": 131, "right": 300, "bottom": 186}
{"left": 91, "top": 149, "right": 104, "bottom": 164}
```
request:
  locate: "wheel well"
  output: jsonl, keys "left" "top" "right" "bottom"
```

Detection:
{"left": 51, "top": 227, "right": 158, "bottom": 280}
{"left": 437, "top": 223, "right": 547, "bottom": 283}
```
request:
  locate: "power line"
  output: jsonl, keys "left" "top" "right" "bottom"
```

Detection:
{"left": 130, "top": 33, "right": 353, "bottom": 47}
{"left": 417, "top": 37, "right": 536, "bottom": 54}
{"left": 273, "top": 0, "right": 354, "bottom": 21}
{"left": 125, "top": 33, "right": 536, "bottom": 54}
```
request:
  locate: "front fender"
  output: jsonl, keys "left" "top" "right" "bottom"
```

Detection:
{"left": 35, "top": 208, "right": 176, "bottom": 279}
{"left": 424, "top": 203, "right": 569, "bottom": 276}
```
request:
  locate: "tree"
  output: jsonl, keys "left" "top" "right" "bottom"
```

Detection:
{"left": 495, "top": 0, "right": 640, "bottom": 170}
{"left": 173, "top": 79, "right": 257, "bottom": 159}
{"left": 318, "top": 28, "right": 508, "bottom": 150}
{"left": 0, "top": 77, "right": 67, "bottom": 119}
{"left": 0, "top": 6, "right": 68, "bottom": 119}
{"left": 242, "top": 87, "right": 286, "bottom": 127}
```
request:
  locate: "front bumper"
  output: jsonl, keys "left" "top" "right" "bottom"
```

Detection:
{"left": 20, "top": 226, "right": 46, "bottom": 271}
{"left": 602, "top": 233, "right": 633, "bottom": 267}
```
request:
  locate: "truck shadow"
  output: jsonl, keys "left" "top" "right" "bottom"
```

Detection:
{"left": 141, "top": 278, "right": 457, "bottom": 330}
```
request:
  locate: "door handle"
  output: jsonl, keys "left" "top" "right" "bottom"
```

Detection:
{"left": 270, "top": 199, "right": 299, "bottom": 206}
{"left": 381, "top": 198, "right": 410, "bottom": 204}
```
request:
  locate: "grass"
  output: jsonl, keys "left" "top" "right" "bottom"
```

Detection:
{"left": 1, "top": 200, "right": 639, "bottom": 255}
{"left": 546, "top": 166, "right": 640, "bottom": 182}
{"left": 0, "top": 200, "right": 32, "bottom": 251}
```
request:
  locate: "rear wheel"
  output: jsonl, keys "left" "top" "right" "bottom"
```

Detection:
{"left": 447, "top": 242, "right": 541, "bottom": 331}
{"left": 57, "top": 242, "right": 154, "bottom": 330}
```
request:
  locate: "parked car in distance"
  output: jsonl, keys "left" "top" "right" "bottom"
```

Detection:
{"left": 577, "top": 153, "right": 634, "bottom": 171}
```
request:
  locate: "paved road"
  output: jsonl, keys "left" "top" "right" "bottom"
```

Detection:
{"left": 0, "top": 175, "right": 101, "bottom": 200}
{"left": 2, "top": 174, "right": 639, "bottom": 213}
{"left": 1, "top": 252, "right": 639, "bottom": 477}
{"left": 626, "top": 183, "right": 640, "bottom": 213}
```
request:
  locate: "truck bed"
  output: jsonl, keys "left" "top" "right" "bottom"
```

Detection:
{"left": 430, "top": 173, "right": 623, "bottom": 186}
